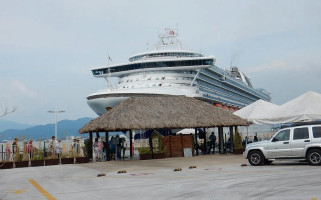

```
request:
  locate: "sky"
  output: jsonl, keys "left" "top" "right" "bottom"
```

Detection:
{"left": 1, "top": 0, "right": 321, "bottom": 125}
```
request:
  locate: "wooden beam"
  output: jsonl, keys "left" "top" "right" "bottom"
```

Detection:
{"left": 229, "top": 126, "right": 234, "bottom": 153}
{"left": 218, "top": 127, "right": 224, "bottom": 154}
{"left": 89, "top": 132, "right": 93, "bottom": 159}
{"left": 129, "top": 130, "right": 133, "bottom": 158}
{"left": 105, "top": 132, "right": 110, "bottom": 161}
{"left": 194, "top": 128, "right": 199, "bottom": 156}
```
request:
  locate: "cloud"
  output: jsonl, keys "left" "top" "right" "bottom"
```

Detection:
{"left": 247, "top": 59, "right": 319, "bottom": 73}
{"left": 9, "top": 81, "right": 37, "bottom": 99}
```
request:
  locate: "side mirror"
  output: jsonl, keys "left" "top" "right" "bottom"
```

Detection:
{"left": 272, "top": 138, "right": 277, "bottom": 142}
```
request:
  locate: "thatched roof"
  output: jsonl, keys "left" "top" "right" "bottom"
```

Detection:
{"left": 79, "top": 96, "right": 249, "bottom": 133}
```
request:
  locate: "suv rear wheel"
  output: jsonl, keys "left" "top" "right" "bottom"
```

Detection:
{"left": 248, "top": 150, "right": 265, "bottom": 166}
{"left": 307, "top": 149, "right": 321, "bottom": 165}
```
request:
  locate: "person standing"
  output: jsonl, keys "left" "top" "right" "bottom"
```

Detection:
{"left": 12, "top": 138, "right": 19, "bottom": 161}
{"left": 97, "top": 138, "right": 104, "bottom": 161}
{"left": 56, "top": 140, "right": 62, "bottom": 159}
{"left": 122, "top": 139, "right": 127, "bottom": 160}
{"left": 207, "top": 132, "right": 216, "bottom": 154}
{"left": 27, "top": 139, "right": 33, "bottom": 159}
{"left": 49, "top": 136, "right": 56, "bottom": 157}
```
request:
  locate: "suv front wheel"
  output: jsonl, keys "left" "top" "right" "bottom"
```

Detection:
{"left": 307, "top": 149, "right": 321, "bottom": 165}
{"left": 248, "top": 150, "right": 265, "bottom": 166}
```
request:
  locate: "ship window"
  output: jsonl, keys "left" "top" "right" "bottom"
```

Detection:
{"left": 148, "top": 77, "right": 151, "bottom": 80}
{"left": 156, "top": 77, "right": 159, "bottom": 80}
{"left": 162, "top": 77, "right": 165, "bottom": 80}
{"left": 159, "top": 84, "right": 162, "bottom": 86}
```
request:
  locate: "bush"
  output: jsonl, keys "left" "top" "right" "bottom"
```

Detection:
{"left": 138, "top": 147, "right": 152, "bottom": 154}
{"left": 233, "top": 130, "right": 243, "bottom": 149}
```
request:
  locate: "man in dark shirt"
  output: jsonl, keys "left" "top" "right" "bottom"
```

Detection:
{"left": 207, "top": 132, "right": 216, "bottom": 154}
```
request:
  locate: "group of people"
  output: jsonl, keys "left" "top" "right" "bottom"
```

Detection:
{"left": 48, "top": 136, "right": 62, "bottom": 158}
{"left": 195, "top": 132, "right": 234, "bottom": 154}
{"left": 92, "top": 135, "right": 128, "bottom": 161}
{"left": 4, "top": 138, "right": 34, "bottom": 161}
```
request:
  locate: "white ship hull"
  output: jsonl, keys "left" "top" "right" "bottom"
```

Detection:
{"left": 87, "top": 86, "right": 202, "bottom": 115}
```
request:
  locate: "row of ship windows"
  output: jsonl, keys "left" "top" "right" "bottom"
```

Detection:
{"left": 199, "top": 71, "right": 260, "bottom": 101}
{"left": 119, "top": 83, "right": 190, "bottom": 89}
{"left": 92, "top": 59, "right": 213, "bottom": 75}
{"left": 129, "top": 52, "right": 203, "bottom": 62}
{"left": 119, "top": 77, "right": 193, "bottom": 83}
{"left": 198, "top": 81, "right": 254, "bottom": 104}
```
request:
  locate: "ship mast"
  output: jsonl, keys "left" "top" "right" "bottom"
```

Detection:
{"left": 156, "top": 27, "right": 182, "bottom": 50}
{"left": 104, "top": 55, "right": 113, "bottom": 89}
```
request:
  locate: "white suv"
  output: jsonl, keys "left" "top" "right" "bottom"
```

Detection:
{"left": 243, "top": 124, "right": 321, "bottom": 166}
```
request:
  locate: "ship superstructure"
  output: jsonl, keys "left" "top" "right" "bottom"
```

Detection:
{"left": 87, "top": 28, "right": 271, "bottom": 115}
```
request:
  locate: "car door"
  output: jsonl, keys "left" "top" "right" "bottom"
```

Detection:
{"left": 266, "top": 129, "right": 291, "bottom": 158}
{"left": 291, "top": 127, "right": 311, "bottom": 157}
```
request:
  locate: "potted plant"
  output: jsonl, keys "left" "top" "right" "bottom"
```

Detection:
{"left": 44, "top": 155, "right": 60, "bottom": 166}
{"left": 30, "top": 148, "right": 44, "bottom": 167}
{"left": 138, "top": 147, "right": 153, "bottom": 160}
{"left": 0, "top": 161, "right": 14, "bottom": 169}
{"left": 233, "top": 129, "right": 244, "bottom": 154}
{"left": 14, "top": 144, "right": 29, "bottom": 168}
{"left": 60, "top": 152, "right": 75, "bottom": 164}
{"left": 150, "top": 131, "right": 166, "bottom": 159}
{"left": 75, "top": 156, "right": 89, "bottom": 163}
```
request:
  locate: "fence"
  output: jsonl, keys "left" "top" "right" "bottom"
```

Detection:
{"left": 0, "top": 140, "right": 85, "bottom": 163}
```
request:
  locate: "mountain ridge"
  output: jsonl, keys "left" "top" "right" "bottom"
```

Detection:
{"left": 0, "top": 117, "right": 93, "bottom": 141}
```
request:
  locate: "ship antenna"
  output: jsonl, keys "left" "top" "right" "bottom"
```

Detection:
{"left": 105, "top": 54, "right": 113, "bottom": 89}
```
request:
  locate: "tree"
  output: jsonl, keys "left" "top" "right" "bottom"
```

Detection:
{"left": 233, "top": 129, "right": 243, "bottom": 150}
{"left": 0, "top": 106, "right": 16, "bottom": 118}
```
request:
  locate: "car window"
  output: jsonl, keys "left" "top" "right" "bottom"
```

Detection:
{"left": 293, "top": 127, "right": 309, "bottom": 140}
{"left": 273, "top": 129, "right": 290, "bottom": 142}
{"left": 312, "top": 127, "right": 321, "bottom": 138}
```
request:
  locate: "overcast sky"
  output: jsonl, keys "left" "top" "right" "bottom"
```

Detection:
{"left": 1, "top": 0, "right": 321, "bottom": 125}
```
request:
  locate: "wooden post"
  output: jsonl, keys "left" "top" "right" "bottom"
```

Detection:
{"left": 229, "top": 126, "right": 234, "bottom": 153}
{"left": 129, "top": 130, "right": 133, "bottom": 158}
{"left": 180, "top": 134, "right": 184, "bottom": 157}
{"left": 194, "top": 128, "right": 199, "bottom": 156}
{"left": 89, "top": 132, "right": 93, "bottom": 160}
{"left": 105, "top": 132, "right": 110, "bottom": 160}
{"left": 203, "top": 127, "right": 207, "bottom": 153}
{"left": 169, "top": 135, "right": 172, "bottom": 157}
{"left": 96, "top": 132, "right": 100, "bottom": 139}
{"left": 218, "top": 127, "right": 224, "bottom": 154}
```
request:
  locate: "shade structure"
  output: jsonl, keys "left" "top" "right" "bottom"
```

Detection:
{"left": 234, "top": 99, "right": 279, "bottom": 124}
{"left": 234, "top": 91, "right": 321, "bottom": 124}
{"left": 266, "top": 91, "right": 321, "bottom": 124}
{"left": 79, "top": 96, "right": 249, "bottom": 133}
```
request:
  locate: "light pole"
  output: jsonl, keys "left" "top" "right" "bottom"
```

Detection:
{"left": 48, "top": 110, "right": 65, "bottom": 139}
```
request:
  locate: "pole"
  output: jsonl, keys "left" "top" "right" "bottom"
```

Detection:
{"left": 48, "top": 110, "right": 65, "bottom": 139}
{"left": 229, "top": 126, "right": 234, "bottom": 153}
{"left": 55, "top": 112, "right": 57, "bottom": 139}
{"left": 130, "top": 130, "right": 133, "bottom": 158}
{"left": 194, "top": 128, "right": 199, "bottom": 156}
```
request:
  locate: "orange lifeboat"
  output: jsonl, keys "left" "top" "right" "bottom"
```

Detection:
{"left": 214, "top": 103, "right": 222, "bottom": 108}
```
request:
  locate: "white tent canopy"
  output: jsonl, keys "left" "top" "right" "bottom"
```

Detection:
{"left": 233, "top": 99, "right": 279, "bottom": 124}
{"left": 234, "top": 91, "right": 321, "bottom": 124}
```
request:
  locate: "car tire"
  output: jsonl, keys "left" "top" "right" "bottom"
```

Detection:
{"left": 248, "top": 150, "right": 265, "bottom": 166}
{"left": 307, "top": 149, "right": 321, "bottom": 166}
{"left": 264, "top": 159, "right": 273, "bottom": 165}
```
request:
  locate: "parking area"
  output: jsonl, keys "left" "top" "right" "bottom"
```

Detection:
{"left": 0, "top": 154, "right": 320, "bottom": 200}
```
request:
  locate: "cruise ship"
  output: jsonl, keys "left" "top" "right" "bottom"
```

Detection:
{"left": 87, "top": 28, "right": 271, "bottom": 115}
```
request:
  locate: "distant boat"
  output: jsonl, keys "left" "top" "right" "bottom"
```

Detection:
{"left": 87, "top": 27, "right": 271, "bottom": 115}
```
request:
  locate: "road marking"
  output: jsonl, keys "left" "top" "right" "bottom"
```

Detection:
{"left": 29, "top": 179, "right": 56, "bottom": 200}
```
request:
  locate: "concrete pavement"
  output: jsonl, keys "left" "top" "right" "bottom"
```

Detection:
{"left": 0, "top": 154, "right": 320, "bottom": 200}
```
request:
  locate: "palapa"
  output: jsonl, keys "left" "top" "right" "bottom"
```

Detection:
{"left": 79, "top": 96, "right": 249, "bottom": 133}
